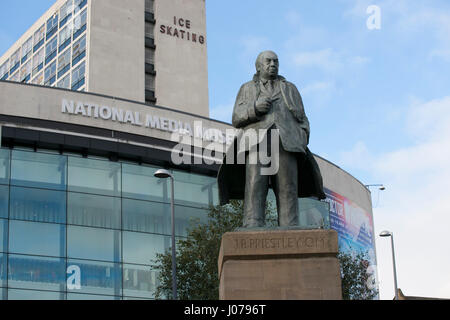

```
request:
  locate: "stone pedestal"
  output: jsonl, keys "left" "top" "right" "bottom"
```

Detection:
{"left": 218, "top": 229, "right": 342, "bottom": 300}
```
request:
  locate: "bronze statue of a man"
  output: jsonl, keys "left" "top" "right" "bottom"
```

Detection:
{"left": 217, "top": 50, "right": 326, "bottom": 228}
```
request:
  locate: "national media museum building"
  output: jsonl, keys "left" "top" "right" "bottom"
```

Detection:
{"left": 0, "top": 0, "right": 377, "bottom": 300}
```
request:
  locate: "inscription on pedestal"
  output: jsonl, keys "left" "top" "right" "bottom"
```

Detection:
{"left": 233, "top": 236, "right": 326, "bottom": 250}
{"left": 220, "top": 229, "right": 338, "bottom": 262}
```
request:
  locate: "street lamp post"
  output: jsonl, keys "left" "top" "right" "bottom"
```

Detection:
{"left": 380, "top": 230, "right": 399, "bottom": 300}
{"left": 154, "top": 169, "right": 177, "bottom": 300}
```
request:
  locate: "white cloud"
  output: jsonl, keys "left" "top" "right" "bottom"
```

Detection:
{"left": 291, "top": 48, "right": 370, "bottom": 74}
{"left": 342, "top": 96, "right": 450, "bottom": 299}
{"left": 292, "top": 48, "right": 342, "bottom": 71}
{"left": 301, "top": 81, "right": 335, "bottom": 96}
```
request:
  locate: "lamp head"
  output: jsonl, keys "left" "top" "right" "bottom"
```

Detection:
{"left": 154, "top": 169, "right": 173, "bottom": 179}
{"left": 380, "top": 230, "right": 393, "bottom": 237}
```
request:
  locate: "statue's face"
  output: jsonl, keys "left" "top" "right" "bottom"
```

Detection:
{"left": 258, "top": 51, "right": 279, "bottom": 80}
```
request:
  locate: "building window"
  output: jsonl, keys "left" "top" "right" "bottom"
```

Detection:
{"left": 0, "top": 60, "right": 9, "bottom": 80}
{"left": 68, "top": 157, "right": 121, "bottom": 197}
{"left": 45, "top": 36, "right": 58, "bottom": 65}
{"left": 19, "top": 61, "right": 31, "bottom": 83}
{"left": 9, "top": 186, "right": 66, "bottom": 224}
{"left": 11, "top": 150, "right": 67, "bottom": 190}
{"left": 57, "top": 48, "right": 71, "bottom": 78}
{"left": 8, "top": 255, "right": 66, "bottom": 292}
{"left": 72, "top": 35, "right": 86, "bottom": 66}
{"left": 73, "top": 9, "right": 87, "bottom": 40}
{"left": 32, "top": 72, "right": 44, "bottom": 86}
{"left": 33, "top": 24, "right": 45, "bottom": 52}
{"left": 74, "top": 0, "right": 87, "bottom": 15}
{"left": 59, "top": 0, "right": 73, "bottom": 28}
{"left": 21, "top": 37, "right": 33, "bottom": 64}
{"left": 8, "top": 220, "right": 66, "bottom": 257}
{"left": 7, "top": 289, "right": 64, "bottom": 300}
{"left": 44, "top": 60, "right": 57, "bottom": 86}
{"left": 57, "top": 73, "right": 70, "bottom": 89}
{"left": 67, "top": 226, "right": 121, "bottom": 263}
{"left": 66, "top": 259, "right": 122, "bottom": 296}
{"left": 9, "top": 71, "right": 19, "bottom": 83}
{"left": 0, "top": 187, "right": 8, "bottom": 219}
{"left": 0, "top": 146, "right": 218, "bottom": 300}
{"left": 71, "top": 61, "right": 85, "bottom": 90}
{"left": 32, "top": 48, "right": 45, "bottom": 76}
{"left": 67, "top": 192, "right": 121, "bottom": 230}
{"left": 46, "top": 13, "right": 59, "bottom": 40}
{"left": 10, "top": 49, "right": 21, "bottom": 75}
{"left": 59, "top": 23, "right": 73, "bottom": 52}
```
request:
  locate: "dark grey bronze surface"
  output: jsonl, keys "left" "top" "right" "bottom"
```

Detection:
{"left": 217, "top": 51, "right": 326, "bottom": 228}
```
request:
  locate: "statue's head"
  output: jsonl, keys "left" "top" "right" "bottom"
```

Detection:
{"left": 255, "top": 51, "right": 279, "bottom": 80}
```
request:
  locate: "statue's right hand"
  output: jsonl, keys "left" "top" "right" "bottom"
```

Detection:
{"left": 255, "top": 97, "right": 271, "bottom": 115}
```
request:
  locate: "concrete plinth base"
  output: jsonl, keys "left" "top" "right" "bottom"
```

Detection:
{"left": 218, "top": 229, "right": 342, "bottom": 300}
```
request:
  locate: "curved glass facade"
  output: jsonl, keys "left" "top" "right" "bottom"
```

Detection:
{"left": 0, "top": 147, "right": 218, "bottom": 300}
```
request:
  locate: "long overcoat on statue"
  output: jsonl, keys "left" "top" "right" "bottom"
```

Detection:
{"left": 217, "top": 75, "right": 326, "bottom": 205}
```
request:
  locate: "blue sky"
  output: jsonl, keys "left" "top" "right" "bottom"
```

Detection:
{"left": 205, "top": 0, "right": 450, "bottom": 300}
{"left": 2, "top": 0, "right": 450, "bottom": 300}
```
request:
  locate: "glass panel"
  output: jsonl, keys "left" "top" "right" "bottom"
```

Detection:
{"left": 0, "top": 186, "right": 8, "bottom": 219}
{"left": 21, "top": 37, "right": 33, "bottom": 60}
{"left": 11, "top": 150, "right": 67, "bottom": 190}
{"left": 59, "top": 23, "right": 73, "bottom": 46}
{"left": 68, "top": 157, "right": 121, "bottom": 197}
{"left": 174, "top": 205, "right": 209, "bottom": 238}
{"left": 0, "top": 253, "right": 6, "bottom": 287}
{"left": 8, "top": 254, "right": 65, "bottom": 291}
{"left": 7, "top": 289, "right": 64, "bottom": 300}
{"left": 0, "top": 219, "right": 7, "bottom": 253}
{"left": 123, "top": 264, "right": 159, "bottom": 299}
{"left": 9, "top": 71, "right": 19, "bottom": 82}
{"left": 0, "top": 60, "right": 9, "bottom": 79}
{"left": 32, "top": 72, "right": 44, "bottom": 85}
{"left": 0, "top": 149, "right": 10, "bottom": 184}
{"left": 57, "top": 74, "right": 71, "bottom": 89}
{"left": 67, "top": 293, "right": 120, "bottom": 300}
{"left": 123, "top": 232, "right": 169, "bottom": 265}
{"left": 44, "top": 60, "right": 57, "bottom": 85}
{"left": 68, "top": 226, "right": 121, "bottom": 262}
{"left": 172, "top": 171, "right": 217, "bottom": 207}
{"left": 74, "top": 2, "right": 87, "bottom": 18}
{"left": 10, "top": 49, "right": 20, "bottom": 68}
{"left": 10, "top": 187, "right": 66, "bottom": 224}
{"left": 299, "top": 198, "right": 331, "bottom": 230}
{"left": 68, "top": 193, "right": 121, "bottom": 229}
{"left": 0, "top": 288, "right": 5, "bottom": 300}
{"left": 20, "top": 61, "right": 31, "bottom": 81}
{"left": 122, "top": 164, "right": 165, "bottom": 202}
{"left": 45, "top": 36, "right": 58, "bottom": 59}
{"left": 122, "top": 199, "right": 169, "bottom": 234}
{"left": 32, "top": 48, "right": 44, "bottom": 76}
{"left": 33, "top": 24, "right": 45, "bottom": 47}
{"left": 57, "top": 48, "right": 71, "bottom": 73}
{"left": 67, "top": 259, "right": 122, "bottom": 296}
{"left": 9, "top": 221, "right": 66, "bottom": 257}
{"left": 72, "top": 34, "right": 86, "bottom": 59}
{"left": 60, "top": 0, "right": 73, "bottom": 21}
{"left": 71, "top": 61, "right": 85, "bottom": 88}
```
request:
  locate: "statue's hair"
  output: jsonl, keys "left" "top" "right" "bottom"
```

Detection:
{"left": 254, "top": 51, "right": 278, "bottom": 77}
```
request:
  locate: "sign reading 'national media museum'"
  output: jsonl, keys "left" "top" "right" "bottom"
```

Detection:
{"left": 62, "top": 99, "right": 234, "bottom": 145}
